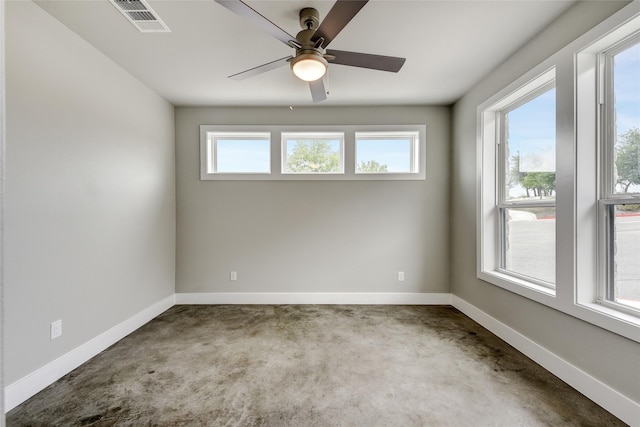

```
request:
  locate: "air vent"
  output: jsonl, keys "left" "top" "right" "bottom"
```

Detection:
{"left": 110, "top": 0, "right": 170, "bottom": 33}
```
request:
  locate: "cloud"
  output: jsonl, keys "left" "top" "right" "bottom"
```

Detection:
{"left": 520, "top": 147, "right": 555, "bottom": 172}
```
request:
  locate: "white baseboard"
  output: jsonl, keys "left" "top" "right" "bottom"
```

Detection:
{"left": 4, "top": 294, "right": 175, "bottom": 413}
{"left": 451, "top": 295, "right": 640, "bottom": 427}
{"left": 175, "top": 292, "right": 452, "bottom": 305}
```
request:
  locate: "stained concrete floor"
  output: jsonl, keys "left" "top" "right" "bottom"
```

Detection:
{"left": 7, "top": 305, "right": 625, "bottom": 426}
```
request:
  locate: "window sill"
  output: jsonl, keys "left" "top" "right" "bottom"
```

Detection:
{"left": 478, "top": 269, "right": 556, "bottom": 301}
{"left": 575, "top": 301, "right": 640, "bottom": 331}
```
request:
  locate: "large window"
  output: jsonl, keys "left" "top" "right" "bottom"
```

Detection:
{"left": 499, "top": 85, "right": 556, "bottom": 286}
{"left": 478, "top": 3, "right": 640, "bottom": 343}
{"left": 599, "top": 34, "right": 640, "bottom": 315}
{"left": 478, "top": 68, "right": 556, "bottom": 295}
{"left": 572, "top": 8, "right": 640, "bottom": 339}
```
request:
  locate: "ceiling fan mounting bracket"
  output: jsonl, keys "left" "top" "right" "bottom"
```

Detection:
{"left": 299, "top": 7, "right": 320, "bottom": 30}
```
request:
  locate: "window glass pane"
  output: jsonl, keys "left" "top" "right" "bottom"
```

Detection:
{"left": 355, "top": 136, "right": 414, "bottom": 173}
{"left": 504, "top": 87, "right": 556, "bottom": 201}
{"left": 282, "top": 133, "right": 343, "bottom": 174}
{"left": 215, "top": 138, "right": 270, "bottom": 173}
{"left": 503, "top": 207, "right": 556, "bottom": 284}
{"left": 613, "top": 40, "right": 640, "bottom": 194}
{"left": 610, "top": 204, "right": 640, "bottom": 310}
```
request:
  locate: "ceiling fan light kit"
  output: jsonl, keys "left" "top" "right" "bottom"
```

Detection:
{"left": 215, "top": 0, "right": 406, "bottom": 102}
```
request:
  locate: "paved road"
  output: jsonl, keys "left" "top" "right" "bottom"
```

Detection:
{"left": 615, "top": 216, "right": 640, "bottom": 303}
{"left": 506, "top": 214, "right": 639, "bottom": 305}
{"left": 506, "top": 215, "right": 555, "bottom": 283}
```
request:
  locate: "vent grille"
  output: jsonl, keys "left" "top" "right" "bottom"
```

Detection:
{"left": 128, "top": 11, "right": 157, "bottom": 21}
{"left": 114, "top": 0, "right": 146, "bottom": 11}
{"left": 110, "top": 0, "right": 170, "bottom": 33}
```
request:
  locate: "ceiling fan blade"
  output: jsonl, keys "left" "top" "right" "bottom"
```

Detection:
{"left": 228, "top": 56, "right": 293, "bottom": 80}
{"left": 215, "top": 0, "right": 296, "bottom": 46}
{"left": 311, "top": 0, "right": 368, "bottom": 48}
{"left": 309, "top": 79, "right": 327, "bottom": 103}
{"left": 326, "top": 49, "right": 406, "bottom": 72}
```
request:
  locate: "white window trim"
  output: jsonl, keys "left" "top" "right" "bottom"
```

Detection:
{"left": 498, "top": 79, "right": 557, "bottom": 289}
{"left": 577, "top": 13, "right": 640, "bottom": 323}
{"left": 200, "top": 124, "right": 426, "bottom": 181}
{"left": 478, "top": 67, "right": 557, "bottom": 299}
{"left": 478, "top": 1, "right": 640, "bottom": 343}
{"left": 205, "top": 132, "right": 271, "bottom": 175}
{"left": 355, "top": 131, "right": 420, "bottom": 175}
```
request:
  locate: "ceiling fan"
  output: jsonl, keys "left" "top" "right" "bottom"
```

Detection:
{"left": 215, "top": 0, "right": 406, "bottom": 102}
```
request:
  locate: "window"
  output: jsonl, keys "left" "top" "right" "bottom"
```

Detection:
{"left": 200, "top": 125, "right": 426, "bottom": 181}
{"left": 479, "top": 68, "right": 556, "bottom": 295}
{"left": 355, "top": 132, "right": 419, "bottom": 174}
{"left": 477, "top": 3, "right": 640, "bottom": 343}
{"left": 598, "top": 34, "right": 640, "bottom": 315}
{"left": 499, "top": 85, "right": 556, "bottom": 286}
{"left": 202, "top": 132, "right": 270, "bottom": 176}
{"left": 573, "top": 7, "right": 640, "bottom": 338}
{"left": 282, "top": 132, "right": 344, "bottom": 174}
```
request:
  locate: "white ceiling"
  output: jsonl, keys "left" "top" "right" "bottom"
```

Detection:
{"left": 35, "top": 0, "right": 576, "bottom": 107}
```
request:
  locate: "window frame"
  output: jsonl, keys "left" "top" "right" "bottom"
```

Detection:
{"left": 200, "top": 125, "right": 426, "bottom": 181}
{"left": 478, "top": 67, "right": 557, "bottom": 298}
{"left": 354, "top": 131, "right": 420, "bottom": 175}
{"left": 601, "top": 34, "right": 640, "bottom": 198}
{"left": 281, "top": 131, "right": 345, "bottom": 175}
{"left": 496, "top": 81, "right": 557, "bottom": 289}
{"left": 573, "top": 7, "right": 640, "bottom": 341}
{"left": 204, "top": 131, "right": 272, "bottom": 175}
{"left": 596, "top": 33, "right": 640, "bottom": 317}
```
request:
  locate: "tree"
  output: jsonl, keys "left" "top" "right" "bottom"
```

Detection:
{"left": 510, "top": 154, "right": 555, "bottom": 198}
{"left": 615, "top": 127, "right": 640, "bottom": 193}
{"left": 357, "top": 160, "right": 388, "bottom": 173}
{"left": 522, "top": 172, "right": 555, "bottom": 198}
{"left": 286, "top": 140, "right": 339, "bottom": 173}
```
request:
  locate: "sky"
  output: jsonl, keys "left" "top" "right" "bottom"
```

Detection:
{"left": 213, "top": 135, "right": 414, "bottom": 173}
{"left": 614, "top": 41, "right": 640, "bottom": 137}
{"left": 506, "top": 87, "right": 556, "bottom": 175}
{"left": 356, "top": 139, "right": 412, "bottom": 172}
{"left": 612, "top": 40, "right": 639, "bottom": 193}
{"left": 215, "top": 138, "right": 270, "bottom": 173}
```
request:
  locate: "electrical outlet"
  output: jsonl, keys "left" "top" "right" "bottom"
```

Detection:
{"left": 397, "top": 271, "right": 405, "bottom": 282}
{"left": 230, "top": 271, "right": 237, "bottom": 281}
{"left": 51, "top": 319, "right": 62, "bottom": 340}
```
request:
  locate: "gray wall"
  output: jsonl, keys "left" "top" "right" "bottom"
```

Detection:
{"left": 5, "top": 1, "right": 176, "bottom": 384}
{"left": 175, "top": 106, "right": 450, "bottom": 295}
{"left": 451, "top": 1, "right": 639, "bottom": 402}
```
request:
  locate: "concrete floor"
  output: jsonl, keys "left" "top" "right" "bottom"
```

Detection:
{"left": 7, "top": 305, "right": 625, "bottom": 426}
